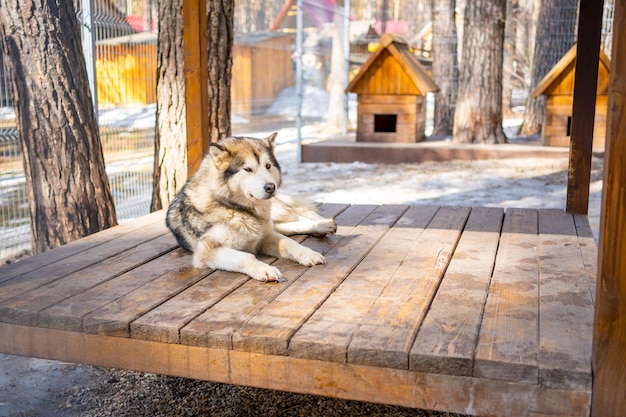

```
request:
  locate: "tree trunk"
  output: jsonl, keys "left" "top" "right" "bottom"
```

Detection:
{"left": 151, "top": 0, "right": 233, "bottom": 211}
{"left": 0, "top": 0, "right": 117, "bottom": 254}
{"left": 503, "top": 0, "right": 537, "bottom": 119}
{"left": 520, "top": 0, "right": 577, "bottom": 136}
{"left": 143, "top": 0, "right": 155, "bottom": 32}
{"left": 327, "top": 0, "right": 347, "bottom": 133}
{"left": 431, "top": 0, "right": 458, "bottom": 136}
{"left": 452, "top": 0, "right": 507, "bottom": 144}
{"left": 380, "top": 0, "right": 389, "bottom": 33}
{"left": 206, "top": 0, "right": 233, "bottom": 144}
{"left": 151, "top": 0, "right": 187, "bottom": 211}
{"left": 502, "top": 0, "right": 518, "bottom": 117}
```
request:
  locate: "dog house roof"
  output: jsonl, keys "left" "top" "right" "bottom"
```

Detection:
{"left": 532, "top": 43, "right": 611, "bottom": 97}
{"left": 345, "top": 33, "right": 438, "bottom": 96}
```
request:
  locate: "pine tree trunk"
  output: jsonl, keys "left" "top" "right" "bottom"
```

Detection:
{"left": 0, "top": 0, "right": 117, "bottom": 254}
{"left": 143, "top": 0, "right": 154, "bottom": 32}
{"left": 502, "top": 0, "right": 518, "bottom": 117}
{"left": 452, "top": 0, "right": 507, "bottom": 144}
{"left": 151, "top": 0, "right": 233, "bottom": 211}
{"left": 206, "top": 0, "right": 233, "bottom": 144}
{"left": 327, "top": 0, "right": 347, "bottom": 133}
{"left": 431, "top": 0, "right": 458, "bottom": 136}
{"left": 520, "top": 0, "right": 577, "bottom": 136}
{"left": 151, "top": 0, "right": 187, "bottom": 211}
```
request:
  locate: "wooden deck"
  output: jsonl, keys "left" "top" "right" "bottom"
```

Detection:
{"left": 0, "top": 204, "right": 596, "bottom": 417}
{"left": 301, "top": 136, "right": 575, "bottom": 164}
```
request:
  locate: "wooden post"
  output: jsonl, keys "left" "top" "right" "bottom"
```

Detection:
{"left": 182, "top": 0, "right": 209, "bottom": 177}
{"left": 565, "top": 0, "right": 604, "bottom": 214}
{"left": 592, "top": 0, "right": 626, "bottom": 415}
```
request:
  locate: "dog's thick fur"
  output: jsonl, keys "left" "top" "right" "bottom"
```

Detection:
{"left": 166, "top": 133, "right": 337, "bottom": 282}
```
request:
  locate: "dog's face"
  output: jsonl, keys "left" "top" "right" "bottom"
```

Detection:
{"left": 209, "top": 133, "right": 282, "bottom": 204}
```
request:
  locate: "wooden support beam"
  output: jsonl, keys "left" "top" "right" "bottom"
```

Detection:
{"left": 565, "top": 0, "right": 604, "bottom": 214}
{"left": 592, "top": 0, "right": 626, "bottom": 415}
{"left": 182, "top": 0, "right": 209, "bottom": 177}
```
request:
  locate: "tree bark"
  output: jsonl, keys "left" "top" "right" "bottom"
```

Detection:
{"left": 206, "top": 0, "right": 233, "bottom": 144}
{"left": 501, "top": 0, "right": 536, "bottom": 119}
{"left": 0, "top": 0, "right": 117, "bottom": 254}
{"left": 143, "top": 0, "right": 155, "bottom": 32}
{"left": 520, "top": 0, "right": 577, "bottom": 136}
{"left": 151, "top": 0, "right": 233, "bottom": 211}
{"left": 327, "top": 0, "right": 347, "bottom": 133}
{"left": 431, "top": 0, "right": 458, "bottom": 136}
{"left": 502, "top": 0, "right": 519, "bottom": 117}
{"left": 452, "top": 0, "right": 507, "bottom": 144}
{"left": 151, "top": 0, "right": 187, "bottom": 211}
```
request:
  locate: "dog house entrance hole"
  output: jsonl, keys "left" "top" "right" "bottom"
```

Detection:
{"left": 566, "top": 116, "right": 572, "bottom": 136}
{"left": 374, "top": 114, "right": 397, "bottom": 133}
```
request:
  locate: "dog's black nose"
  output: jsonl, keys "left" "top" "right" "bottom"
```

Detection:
{"left": 264, "top": 183, "right": 276, "bottom": 195}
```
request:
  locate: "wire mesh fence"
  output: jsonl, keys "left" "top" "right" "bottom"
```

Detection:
{"left": 0, "top": 53, "right": 30, "bottom": 262}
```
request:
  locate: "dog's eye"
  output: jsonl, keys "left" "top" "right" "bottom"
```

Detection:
{"left": 266, "top": 163, "right": 272, "bottom": 170}
{"left": 243, "top": 167, "right": 253, "bottom": 173}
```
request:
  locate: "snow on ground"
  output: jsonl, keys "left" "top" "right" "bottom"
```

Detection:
{"left": 97, "top": 104, "right": 157, "bottom": 129}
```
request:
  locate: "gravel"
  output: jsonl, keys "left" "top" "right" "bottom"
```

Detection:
{"left": 61, "top": 368, "right": 464, "bottom": 417}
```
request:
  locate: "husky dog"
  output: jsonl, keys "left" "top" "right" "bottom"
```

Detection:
{"left": 166, "top": 133, "right": 337, "bottom": 282}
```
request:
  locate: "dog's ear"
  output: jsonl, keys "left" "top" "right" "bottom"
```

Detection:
{"left": 265, "top": 132, "right": 278, "bottom": 150}
{"left": 208, "top": 143, "right": 229, "bottom": 165}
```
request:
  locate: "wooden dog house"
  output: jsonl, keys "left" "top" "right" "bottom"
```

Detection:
{"left": 345, "top": 34, "right": 438, "bottom": 143}
{"left": 532, "top": 44, "right": 611, "bottom": 150}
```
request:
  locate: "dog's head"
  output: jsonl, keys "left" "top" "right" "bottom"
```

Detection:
{"left": 209, "top": 133, "right": 282, "bottom": 204}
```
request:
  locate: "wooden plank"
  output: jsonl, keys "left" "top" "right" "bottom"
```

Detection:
{"left": 566, "top": 0, "right": 604, "bottom": 214}
{"left": 229, "top": 205, "right": 410, "bottom": 355}
{"left": 474, "top": 208, "right": 540, "bottom": 384}
{"left": 0, "top": 233, "right": 177, "bottom": 326}
{"left": 410, "top": 207, "right": 504, "bottom": 376}
{"left": 37, "top": 248, "right": 197, "bottom": 332}
{"left": 0, "top": 210, "right": 165, "bottom": 284}
{"left": 0, "top": 322, "right": 592, "bottom": 417}
{"left": 358, "top": 94, "right": 417, "bottom": 105}
{"left": 182, "top": 0, "right": 209, "bottom": 175}
{"left": 133, "top": 204, "right": 352, "bottom": 344}
{"left": 537, "top": 209, "right": 593, "bottom": 390}
{"left": 346, "top": 206, "right": 471, "bottom": 369}
{"left": 592, "top": 0, "right": 626, "bottom": 412}
{"left": 289, "top": 205, "right": 440, "bottom": 363}
{"left": 131, "top": 268, "right": 250, "bottom": 343}
{"left": 80, "top": 261, "right": 212, "bottom": 337}
{"left": 358, "top": 103, "right": 415, "bottom": 115}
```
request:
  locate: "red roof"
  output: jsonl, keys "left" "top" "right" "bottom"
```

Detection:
{"left": 271, "top": 0, "right": 335, "bottom": 31}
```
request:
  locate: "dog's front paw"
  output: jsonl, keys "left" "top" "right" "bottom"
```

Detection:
{"left": 296, "top": 248, "right": 326, "bottom": 266}
{"left": 250, "top": 263, "right": 284, "bottom": 282}
{"left": 311, "top": 219, "right": 338, "bottom": 237}
{"left": 192, "top": 252, "right": 210, "bottom": 269}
